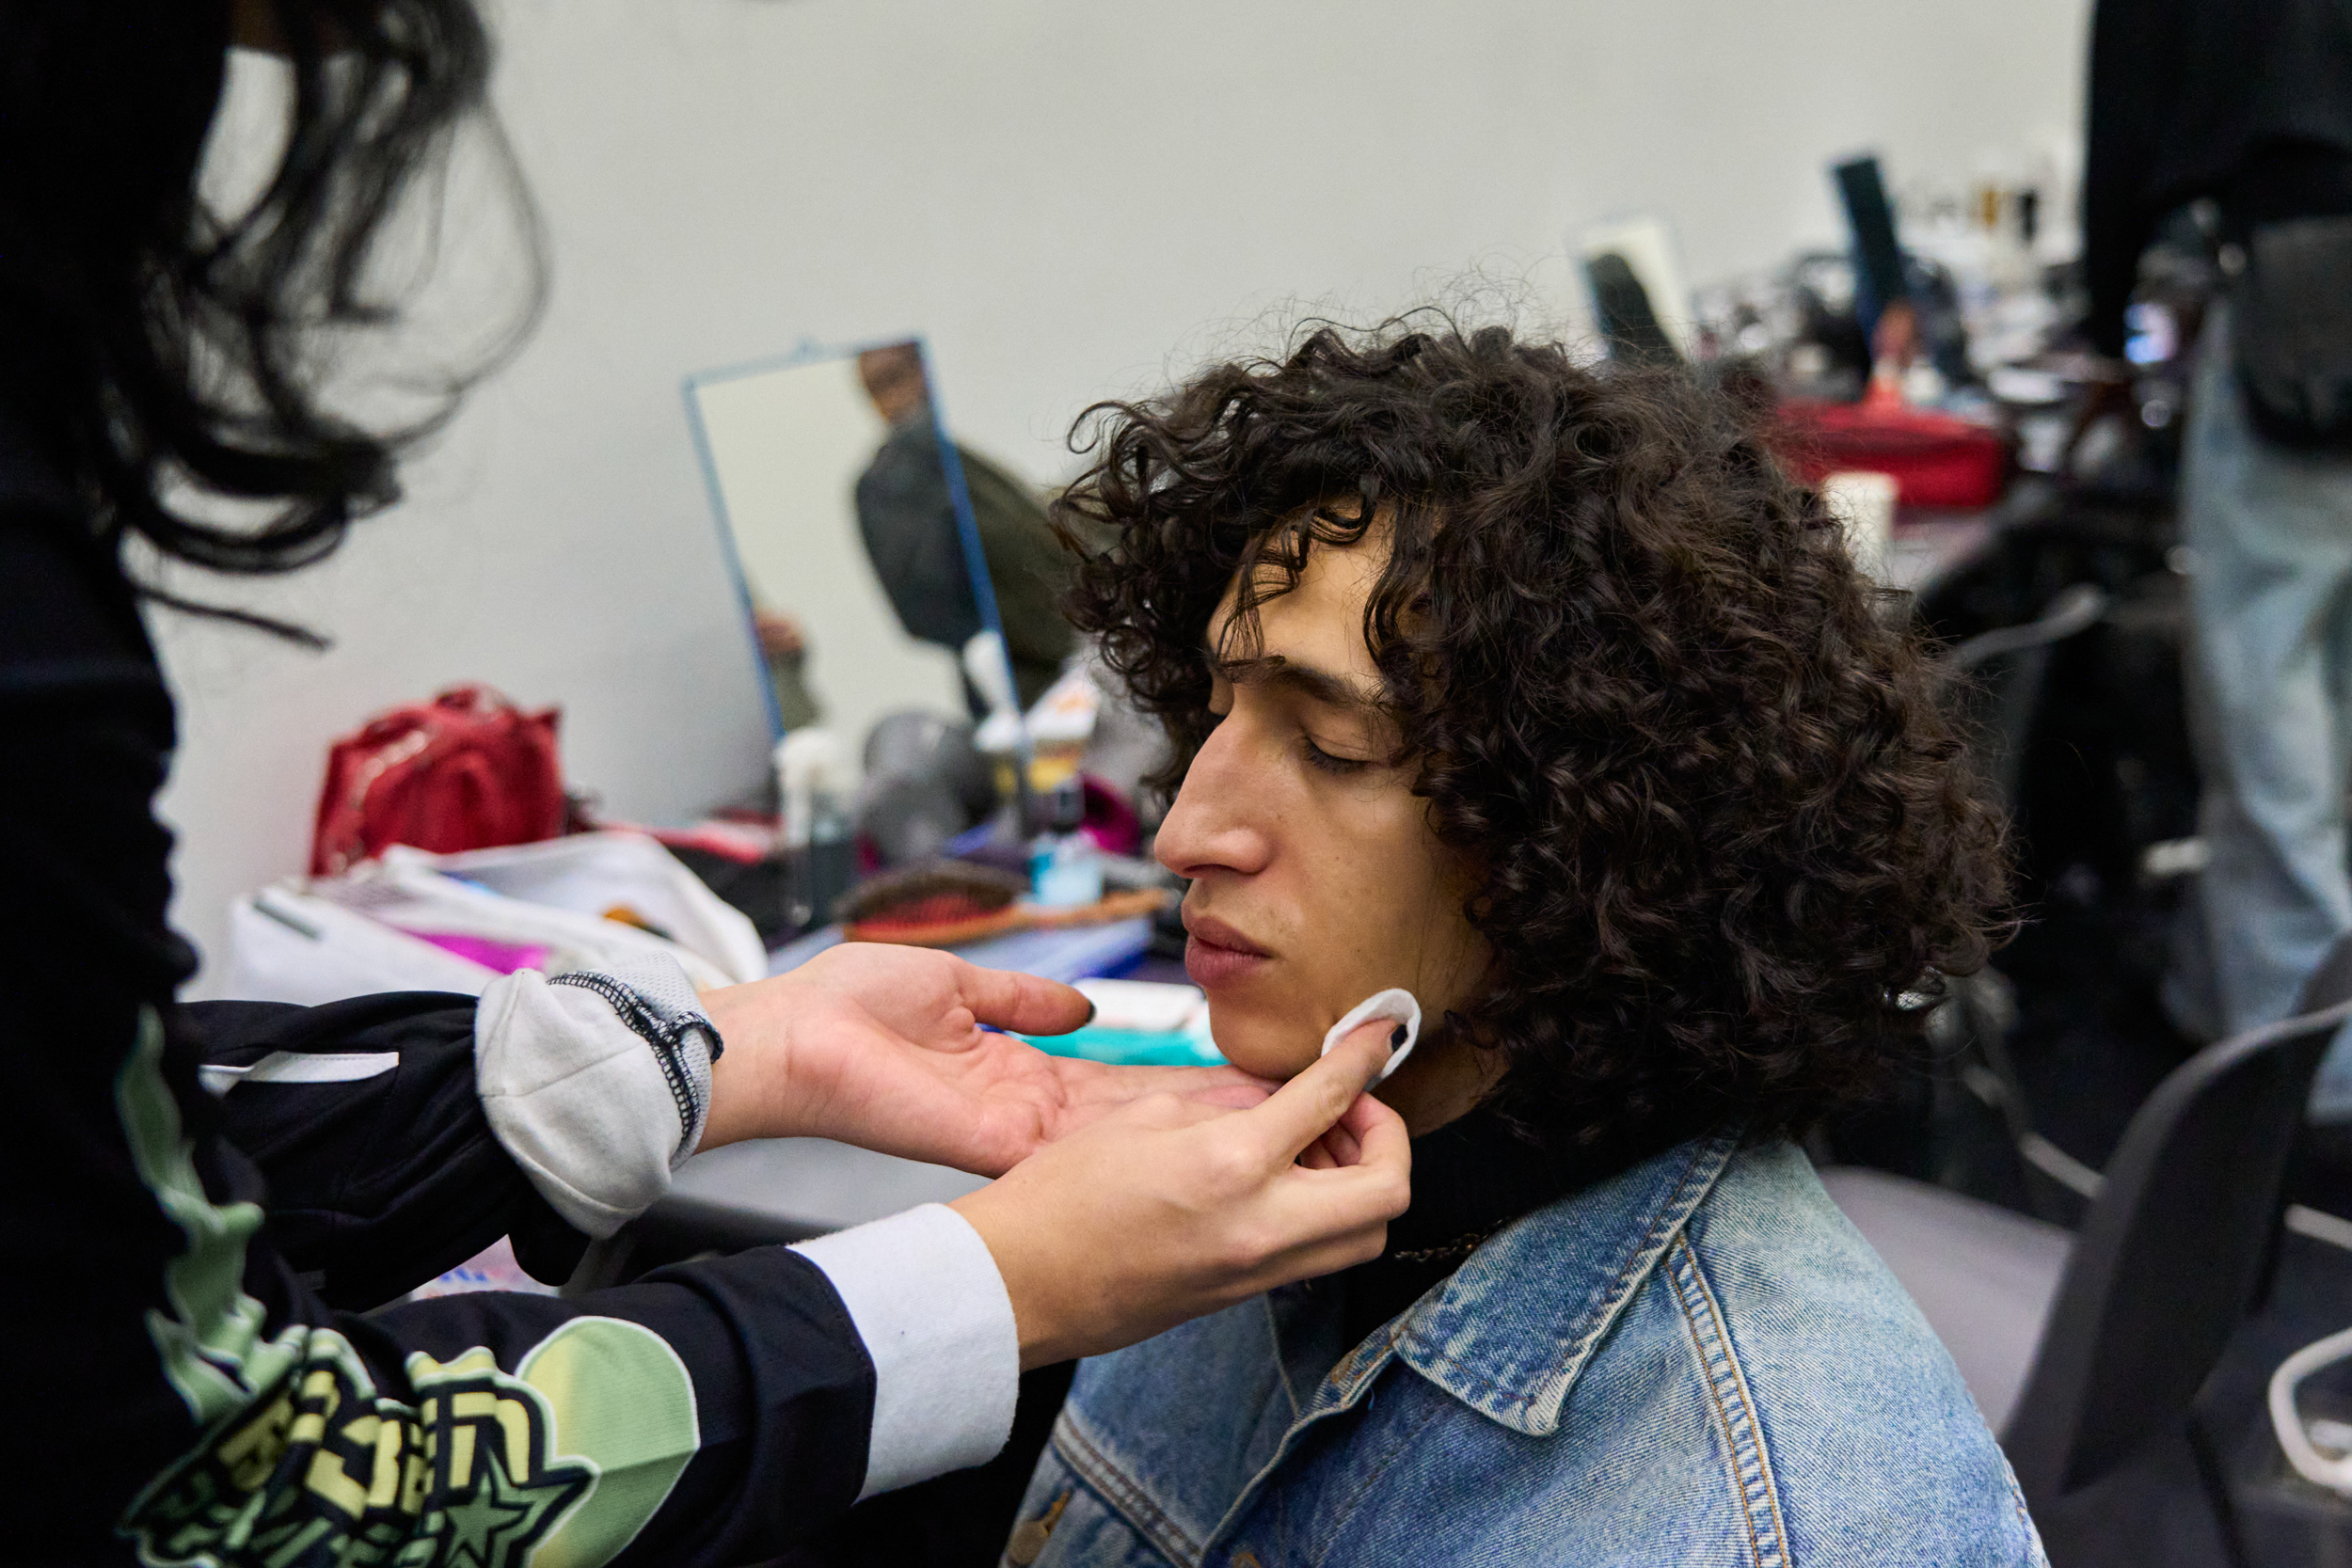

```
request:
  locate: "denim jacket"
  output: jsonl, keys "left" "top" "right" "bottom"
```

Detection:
{"left": 1006, "top": 1133, "right": 2049, "bottom": 1567}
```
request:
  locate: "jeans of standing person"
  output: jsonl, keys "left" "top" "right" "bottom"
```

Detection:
{"left": 2166, "top": 304, "right": 2352, "bottom": 1117}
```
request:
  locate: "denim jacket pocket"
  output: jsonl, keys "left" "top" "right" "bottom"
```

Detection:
{"left": 1008, "top": 1440, "right": 1189, "bottom": 1568}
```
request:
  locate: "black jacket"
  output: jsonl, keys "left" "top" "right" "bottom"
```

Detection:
{"left": 2083, "top": 0, "right": 2352, "bottom": 355}
{"left": 0, "top": 457, "right": 882, "bottom": 1563}
{"left": 852, "top": 410, "right": 1075, "bottom": 711}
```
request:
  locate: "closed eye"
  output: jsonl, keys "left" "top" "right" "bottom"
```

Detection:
{"left": 1301, "top": 735, "right": 1371, "bottom": 775}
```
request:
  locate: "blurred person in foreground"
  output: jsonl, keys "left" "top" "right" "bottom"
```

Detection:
{"left": 997, "top": 320, "right": 2042, "bottom": 1567}
{"left": 2086, "top": 0, "right": 2352, "bottom": 1111}
{"left": 0, "top": 4, "right": 1410, "bottom": 1562}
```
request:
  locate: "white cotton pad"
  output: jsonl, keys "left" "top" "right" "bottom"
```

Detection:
{"left": 1318, "top": 988, "right": 1422, "bottom": 1083}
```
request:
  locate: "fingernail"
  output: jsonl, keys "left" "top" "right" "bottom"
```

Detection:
{"left": 1084, "top": 1001, "right": 1099, "bottom": 1026}
{"left": 1389, "top": 1024, "right": 1406, "bottom": 1053}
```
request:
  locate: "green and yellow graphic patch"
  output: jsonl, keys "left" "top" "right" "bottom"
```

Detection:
{"left": 125, "top": 1339, "right": 583, "bottom": 1567}
{"left": 113, "top": 1012, "right": 698, "bottom": 1567}
{"left": 123, "top": 1324, "right": 697, "bottom": 1568}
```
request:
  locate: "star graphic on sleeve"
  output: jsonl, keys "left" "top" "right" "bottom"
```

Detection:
{"left": 435, "top": 1437, "right": 591, "bottom": 1568}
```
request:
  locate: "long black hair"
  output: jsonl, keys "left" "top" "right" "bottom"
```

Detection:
{"left": 0, "top": 0, "right": 536, "bottom": 632}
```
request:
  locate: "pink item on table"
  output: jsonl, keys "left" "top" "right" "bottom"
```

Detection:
{"left": 404, "top": 929, "right": 551, "bottom": 974}
{"left": 1079, "top": 774, "right": 1144, "bottom": 857}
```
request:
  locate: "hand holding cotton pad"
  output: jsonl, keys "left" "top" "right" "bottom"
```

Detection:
{"left": 1318, "top": 988, "right": 1421, "bottom": 1083}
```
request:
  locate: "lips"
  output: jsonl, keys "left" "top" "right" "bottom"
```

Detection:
{"left": 1183, "top": 909, "right": 1273, "bottom": 990}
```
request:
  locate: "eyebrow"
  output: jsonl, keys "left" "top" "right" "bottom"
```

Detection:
{"left": 1206, "top": 649, "right": 1381, "bottom": 712}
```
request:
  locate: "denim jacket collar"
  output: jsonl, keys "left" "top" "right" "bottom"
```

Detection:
{"left": 1298, "top": 1129, "right": 1741, "bottom": 1438}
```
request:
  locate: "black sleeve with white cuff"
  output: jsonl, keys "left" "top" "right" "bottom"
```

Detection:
{"left": 17, "top": 941, "right": 1020, "bottom": 1564}
{"left": 186, "top": 951, "right": 735, "bottom": 1300}
{"left": 166, "top": 950, "right": 1024, "bottom": 1552}
{"left": 0, "top": 504, "right": 1020, "bottom": 1565}
{"left": 182, "top": 990, "right": 594, "bottom": 1308}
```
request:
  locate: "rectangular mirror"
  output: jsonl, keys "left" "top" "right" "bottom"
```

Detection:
{"left": 685, "top": 340, "right": 1109, "bottom": 931}
{"left": 684, "top": 339, "right": 1041, "bottom": 755}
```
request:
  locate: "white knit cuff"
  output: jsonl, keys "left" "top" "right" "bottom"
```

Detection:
{"left": 474, "top": 955, "right": 721, "bottom": 1238}
{"left": 792, "top": 1204, "right": 1020, "bottom": 1499}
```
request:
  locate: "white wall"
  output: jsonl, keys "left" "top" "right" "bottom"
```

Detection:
{"left": 159, "top": 0, "right": 2090, "bottom": 989}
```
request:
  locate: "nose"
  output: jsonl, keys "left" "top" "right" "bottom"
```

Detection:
{"left": 1154, "top": 715, "right": 1277, "bottom": 881}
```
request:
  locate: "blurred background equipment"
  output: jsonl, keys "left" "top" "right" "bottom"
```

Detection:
{"left": 1822, "top": 938, "right": 2352, "bottom": 1565}
{"left": 224, "top": 832, "right": 768, "bottom": 1004}
{"left": 855, "top": 709, "right": 997, "bottom": 869}
{"left": 1578, "top": 214, "right": 1695, "bottom": 364}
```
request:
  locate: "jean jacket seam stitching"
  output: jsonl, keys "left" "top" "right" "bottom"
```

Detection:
{"left": 1263, "top": 1293, "right": 1307, "bottom": 1421}
{"left": 1668, "top": 1231, "right": 1790, "bottom": 1568}
{"left": 1051, "top": 1409, "right": 1204, "bottom": 1567}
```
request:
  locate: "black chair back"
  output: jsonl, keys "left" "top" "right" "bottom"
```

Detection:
{"left": 1944, "top": 582, "right": 2108, "bottom": 816}
{"left": 2001, "top": 933, "right": 2352, "bottom": 1509}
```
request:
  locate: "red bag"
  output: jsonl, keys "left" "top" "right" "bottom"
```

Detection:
{"left": 310, "top": 686, "right": 566, "bottom": 876}
{"left": 1775, "top": 392, "right": 2010, "bottom": 510}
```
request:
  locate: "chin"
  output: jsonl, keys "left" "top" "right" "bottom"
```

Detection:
{"left": 1205, "top": 1003, "right": 1323, "bottom": 1081}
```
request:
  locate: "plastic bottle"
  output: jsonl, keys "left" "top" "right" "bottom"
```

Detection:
{"left": 1028, "top": 779, "right": 1103, "bottom": 909}
{"left": 777, "top": 729, "right": 856, "bottom": 933}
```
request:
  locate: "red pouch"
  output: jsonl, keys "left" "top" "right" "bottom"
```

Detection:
{"left": 310, "top": 686, "right": 566, "bottom": 876}
{"left": 1775, "top": 392, "right": 2010, "bottom": 509}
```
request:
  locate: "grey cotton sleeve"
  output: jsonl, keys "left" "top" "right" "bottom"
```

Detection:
{"left": 472, "top": 953, "right": 721, "bottom": 1237}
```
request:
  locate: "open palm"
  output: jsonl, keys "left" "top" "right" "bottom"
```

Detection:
{"left": 699, "top": 942, "right": 1269, "bottom": 1174}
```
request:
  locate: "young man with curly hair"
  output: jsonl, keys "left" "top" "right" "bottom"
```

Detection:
{"left": 1001, "top": 321, "right": 2045, "bottom": 1567}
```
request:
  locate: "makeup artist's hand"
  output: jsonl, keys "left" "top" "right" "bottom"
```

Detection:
{"left": 950, "top": 1020, "right": 1410, "bottom": 1369}
{"left": 695, "top": 942, "right": 1272, "bottom": 1173}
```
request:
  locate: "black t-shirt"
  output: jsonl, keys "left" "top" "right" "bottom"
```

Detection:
{"left": 0, "top": 446, "right": 882, "bottom": 1562}
{"left": 2084, "top": 0, "right": 2352, "bottom": 355}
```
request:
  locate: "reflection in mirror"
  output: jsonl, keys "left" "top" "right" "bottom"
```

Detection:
{"left": 685, "top": 340, "right": 1094, "bottom": 930}
{"left": 687, "top": 341, "right": 1082, "bottom": 740}
{"left": 692, "top": 340, "right": 1034, "bottom": 750}
{"left": 846, "top": 343, "right": 1079, "bottom": 716}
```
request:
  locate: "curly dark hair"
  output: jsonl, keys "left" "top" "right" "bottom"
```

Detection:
{"left": 1053, "top": 318, "right": 2011, "bottom": 1152}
